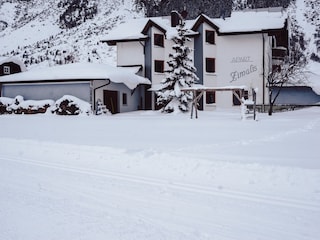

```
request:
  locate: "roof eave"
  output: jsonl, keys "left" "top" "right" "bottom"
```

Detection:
{"left": 191, "top": 14, "right": 220, "bottom": 34}
{"left": 218, "top": 26, "right": 285, "bottom": 36}
{"left": 101, "top": 37, "right": 148, "bottom": 46}
{"left": 141, "top": 19, "right": 167, "bottom": 35}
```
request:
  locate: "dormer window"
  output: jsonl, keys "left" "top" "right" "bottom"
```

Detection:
{"left": 205, "top": 30, "right": 215, "bottom": 44}
{"left": 3, "top": 66, "right": 10, "bottom": 74}
{"left": 154, "top": 34, "right": 164, "bottom": 47}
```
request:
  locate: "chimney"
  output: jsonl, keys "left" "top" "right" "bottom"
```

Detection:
{"left": 181, "top": 8, "right": 188, "bottom": 20}
{"left": 171, "top": 11, "right": 180, "bottom": 27}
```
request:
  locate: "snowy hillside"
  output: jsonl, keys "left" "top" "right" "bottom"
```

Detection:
{"left": 0, "top": 0, "right": 319, "bottom": 70}
{"left": 0, "top": 0, "right": 143, "bottom": 69}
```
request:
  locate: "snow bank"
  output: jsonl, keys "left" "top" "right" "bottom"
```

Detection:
{"left": 0, "top": 96, "right": 14, "bottom": 105}
{"left": 1, "top": 95, "right": 54, "bottom": 114}
{"left": 0, "top": 108, "right": 320, "bottom": 240}
{"left": 8, "top": 98, "right": 54, "bottom": 112}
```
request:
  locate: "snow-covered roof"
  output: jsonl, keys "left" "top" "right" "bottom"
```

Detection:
{"left": 212, "top": 9, "right": 287, "bottom": 33}
{"left": 101, "top": 16, "right": 198, "bottom": 45}
{"left": 0, "top": 63, "right": 151, "bottom": 90}
{"left": 101, "top": 18, "right": 150, "bottom": 44}
{"left": 102, "top": 8, "right": 287, "bottom": 45}
{"left": 0, "top": 56, "right": 27, "bottom": 72}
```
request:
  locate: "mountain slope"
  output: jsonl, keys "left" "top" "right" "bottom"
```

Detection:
{"left": 0, "top": 0, "right": 319, "bottom": 70}
{"left": 0, "top": 0, "right": 143, "bottom": 69}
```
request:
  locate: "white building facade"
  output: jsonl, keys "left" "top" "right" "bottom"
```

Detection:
{"left": 102, "top": 9, "right": 289, "bottom": 111}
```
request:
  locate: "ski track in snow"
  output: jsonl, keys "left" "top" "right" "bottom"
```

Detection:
{"left": 0, "top": 154, "right": 319, "bottom": 240}
{"left": 1, "top": 108, "right": 320, "bottom": 240}
{"left": 0, "top": 154, "right": 319, "bottom": 212}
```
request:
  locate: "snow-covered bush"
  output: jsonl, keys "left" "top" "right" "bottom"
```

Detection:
{"left": 0, "top": 95, "right": 91, "bottom": 115}
{"left": 95, "top": 98, "right": 111, "bottom": 115}
{"left": 53, "top": 95, "right": 92, "bottom": 115}
{"left": 0, "top": 97, "right": 14, "bottom": 114}
{"left": 6, "top": 96, "right": 54, "bottom": 114}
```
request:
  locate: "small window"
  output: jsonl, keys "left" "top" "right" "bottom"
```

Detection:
{"left": 154, "top": 34, "right": 164, "bottom": 47}
{"left": 206, "top": 58, "right": 215, "bottom": 73}
{"left": 206, "top": 92, "right": 216, "bottom": 104}
{"left": 206, "top": 30, "right": 215, "bottom": 44}
{"left": 3, "top": 66, "right": 10, "bottom": 74}
{"left": 154, "top": 60, "right": 164, "bottom": 73}
{"left": 122, "top": 93, "right": 127, "bottom": 105}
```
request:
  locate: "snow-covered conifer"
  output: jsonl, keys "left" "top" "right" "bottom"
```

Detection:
{"left": 156, "top": 17, "right": 198, "bottom": 113}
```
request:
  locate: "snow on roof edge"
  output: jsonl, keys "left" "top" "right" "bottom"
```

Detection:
{"left": 103, "top": 9, "right": 287, "bottom": 44}
{"left": 0, "top": 56, "right": 27, "bottom": 72}
{"left": 0, "top": 63, "right": 151, "bottom": 90}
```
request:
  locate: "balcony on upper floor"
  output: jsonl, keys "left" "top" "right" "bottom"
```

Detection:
{"left": 272, "top": 46, "right": 287, "bottom": 66}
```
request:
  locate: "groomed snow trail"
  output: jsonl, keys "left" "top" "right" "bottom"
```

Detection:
{"left": 1, "top": 108, "right": 320, "bottom": 240}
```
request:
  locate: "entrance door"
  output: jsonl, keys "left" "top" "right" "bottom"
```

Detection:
{"left": 104, "top": 90, "right": 118, "bottom": 114}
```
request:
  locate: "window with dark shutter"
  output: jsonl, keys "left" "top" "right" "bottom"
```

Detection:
{"left": 206, "top": 58, "right": 216, "bottom": 73}
{"left": 154, "top": 60, "right": 164, "bottom": 73}
{"left": 205, "top": 30, "right": 215, "bottom": 44}
{"left": 122, "top": 93, "right": 127, "bottom": 105}
{"left": 154, "top": 34, "right": 164, "bottom": 47}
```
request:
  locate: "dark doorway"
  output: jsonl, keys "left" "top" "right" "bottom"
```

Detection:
{"left": 104, "top": 90, "right": 118, "bottom": 114}
{"left": 145, "top": 87, "right": 152, "bottom": 110}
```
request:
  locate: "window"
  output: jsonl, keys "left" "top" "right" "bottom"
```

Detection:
{"left": 4, "top": 66, "right": 10, "bottom": 75}
{"left": 205, "top": 30, "right": 215, "bottom": 44}
{"left": 206, "top": 58, "right": 215, "bottom": 73}
{"left": 206, "top": 92, "right": 216, "bottom": 104}
{"left": 233, "top": 90, "right": 248, "bottom": 106}
{"left": 154, "top": 60, "right": 164, "bottom": 73}
{"left": 122, "top": 93, "right": 127, "bottom": 105}
{"left": 154, "top": 34, "right": 164, "bottom": 47}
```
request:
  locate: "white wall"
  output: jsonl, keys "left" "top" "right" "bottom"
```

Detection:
{"left": 151, "top": 27, "right": 166, "bottom": 86}
{"left": 93, "top": 80, "right": 143, "bottom": 113}
{"left": 203, "top": 33, "right": 270, "bottom": 109}
{"left": 151, "top": 26, "right": 195, "bottom": 86}
{"left": 117, "top": 41, "right": 145, "bottom": 68}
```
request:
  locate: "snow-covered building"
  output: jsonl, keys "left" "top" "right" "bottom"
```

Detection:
{"left": 0, "top": 63, "right": 150, "bottom": 114}
{"left": 102, "top": 8, "right": 290, "bottom": 110}
{"left": 0, "top": 56, "right": 26, "bottom": 76}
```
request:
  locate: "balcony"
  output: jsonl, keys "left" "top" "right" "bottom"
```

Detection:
{"left": 272, "top": 46, "right": 287, "bottom": 60}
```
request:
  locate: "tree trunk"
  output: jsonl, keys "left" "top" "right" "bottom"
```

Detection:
{"left": 268, "top": 103, "right": 273, "bottom": 116}
{"left": 268, "top": 90, "right": 273, "bottom": 116}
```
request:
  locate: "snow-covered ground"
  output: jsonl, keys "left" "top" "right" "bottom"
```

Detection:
{"left": 0, "top": 108, "right": 320, "bottom": 240}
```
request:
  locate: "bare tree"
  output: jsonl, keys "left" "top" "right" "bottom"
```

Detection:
{"left": 266, "top": 45, "right": 308, "bottom": 115}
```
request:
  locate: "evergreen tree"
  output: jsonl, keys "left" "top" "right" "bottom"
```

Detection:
{"left": 232, "top": 0, "right": 249, "bottom": 10}
{"left": 156, "top": 16, "right": 199, "bottom": 113}
{"left": 304, "top": 0, "right": 320, "bottom": 62}
{"left": 288, "top": 1, "right": 308, "bottom": 65}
